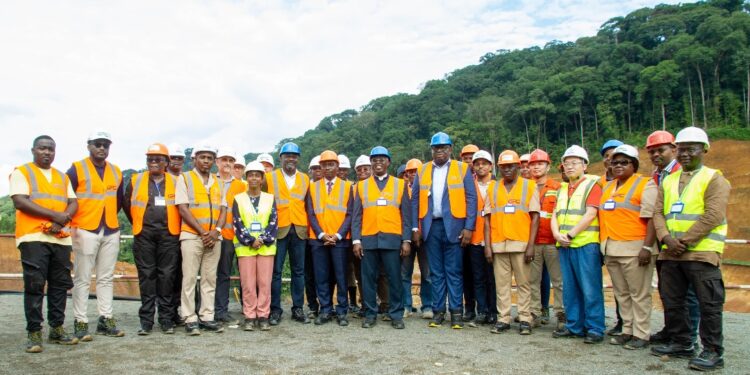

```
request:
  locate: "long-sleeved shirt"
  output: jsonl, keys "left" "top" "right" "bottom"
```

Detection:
{"left": 232, "top": 196, "right": 278, "bottom": 246}
{"left": 351, "top": 174, "right": 411, "bottom": 250}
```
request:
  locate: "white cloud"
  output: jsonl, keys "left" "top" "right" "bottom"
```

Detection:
{"left": 0, "top": 0, "right": 678, "bottom": 196}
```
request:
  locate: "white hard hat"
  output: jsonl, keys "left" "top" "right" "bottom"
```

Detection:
{"left": 217, "top": 146, "right": 236, "bottom": 160}
{"left": 338, "top": 154, "right": 351, "bottom": 169}
{"left": 309, "top": 155, "right": 321, "bottom": 168}
{"left": 561, "top": 145, "right": 589, "bottom": 164}
{"left": 471, "top": 150, "right": 493, "bottom": 164}
{"left": 520, "top": 153, "right": 531, "bottom": 163}
{"left": 168, "top": 143, "right": 184, "bottom": 157}
{"left": 675, "top": 126, "right": 710, "bottom": 150}
{"left": 244, "top": 161, "right": 266, "bottom": 174}
{"left": 87, "top": 130, "right": 112, "bottom": 142}
{"left": 612, "top": 144, "right": 639, "bottom": 160}
{"left": 193, "top": 144, "right": 217, "bottom": 156}
{"left": 234, "top": 152, "right": 246, "bottom": 166}
{"left": 256, "top": 153, "right": 274, "bottom": 167}
{"left": 355, "top": 155, "right": 371, "bottom": 168}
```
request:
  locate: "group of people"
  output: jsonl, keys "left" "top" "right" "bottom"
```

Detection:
{"left": 12, "top": 126, "right": 729, "bottom": 371}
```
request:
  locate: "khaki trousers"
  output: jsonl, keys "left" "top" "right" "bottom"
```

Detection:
{"left": 180, "top": 236, "right": 221, "bottom": 323}
{"left": 493, "top": 252, "right": 532, "bottom": 324}
{"left": 72, "top": 228, "right": 120, "bottom": 322}
{"left": 528, "top": 244, "right": 564, "bottom": 316}
{"left": 605, "top": 255, "right": 656, "bottom": 340}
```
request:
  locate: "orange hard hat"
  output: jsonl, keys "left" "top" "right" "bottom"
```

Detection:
{"left": 146, "top": 143, "right": 169, "bottom": 157}
{"left": 646, "top": 130, "right": 675, "bottom": 149}
{"left": 405, "top": 158, "right": 423, "bottom": 171}
{"left": 461, "top": 144, "right": 479, "bottom": 156}
{"left": 319, "top": 150, "right": 339, "bottom": 163}
{"left": 528, "top": 149, "right": 551, "bottom": 164}
{"left": 497, "top": 150, "right": 520, "bottom": 165}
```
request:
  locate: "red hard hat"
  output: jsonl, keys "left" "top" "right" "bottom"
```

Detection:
{"left": 646, "top": 130, "right": 675, "bottom": 149}
{"left": 528, "top": 149, "right": 550, "bottom": 164}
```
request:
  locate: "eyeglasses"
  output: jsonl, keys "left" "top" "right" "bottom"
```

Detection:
{"left": 147, "top": 157, "right": 166, "bottom": 163}
{"left": 610, "top": 160, "right": 632, "bottom": 167}
{"left": 562, "top": 161, "right": 584, "bottom": 168}
{"left": 91, "top": 142, "right": 110, "bottom": 149}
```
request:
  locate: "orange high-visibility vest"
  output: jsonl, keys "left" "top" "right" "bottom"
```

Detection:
{"left": 220, "top": 178, "right": 246, "bottom": 240}
{"left": 309, "top": 178, "right": 352, "bottom": 239}
{"left": 599, "top": 174, "right": 649, "bottom": 242}
{"left": 129, "top": 172, "right": 180, "bottom": 236}
{"left": 266, "top": 169, "right": 309, "bottom": 228}
{"left": 418, "top": 160, "right": 468, "bottom": 219}
{"left": 488, "top": 177, "right": 537, "bottom": 244}
{"left": 470, "top": 179, "right": 488, "bottom": 245}
{"left": 536, "top": 178, "right": 561, "bottom": 245}
{"left": 71, "top": 158, "right": 122, "bottom": 230}
{"left": 15, "top": 163, "right": 70, "bottom": 238}
{"left": 358, "top": 176, "right": 404, "bottom": 236}
{"left": 181, "top": 170, "right": 222, "bottom": 234}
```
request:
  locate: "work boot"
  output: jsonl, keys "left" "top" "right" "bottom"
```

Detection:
{"left": 391, "top": 319, "right": 405, "bottom": 329}
{"left": 243, "top": 319, "right": 255, "bottom": 331}
{"left": 361, "top": 317, "right": 377, "bottom": 328}
{"left": 25, "top": 331, "right": 43, "bottom": 353}
{"left": 555, "top": 311, "right": 567, "bottom": 330}
{"left": 185, "top": 322, "right": 200, "bottom": 336}
{"left": 291, "top": 308, "right": 310, "bottom": 324}
{"left": 540, "top": 308, "right": 550, "bottom": 325}
{"left": 49, "top": 325, "right": 79, "bottom": 345}
{"left": 137, "top": 325, "right": 152, "bottom": 336}
{"left": 610, "top": 334, "right": 632, "bottom": 346}
{"left": 428, "top": 312, "right": 446, "bottom": 328}
{"left": 337, "top": 315, "right": 349, "bottom": 327}
{"left": 606, "top": 320, "right": 623, "bottom": 336}
{"left": 530, "top": 314, "right": 542, "bottom": 328}
{"left": 314, "top": 313, "right": 332, "bottom": 325}
{"left": 519, "top": 321, "right": 532, "bottom": 335}
{"left": 199, "top": 320, "right": 224, "bottom": 333}
{"left": 650, "top": 343, "right": 696, "bottom": 359}
{"left": 689, "top": 349, "right": 724, "bottom": 371}
{"left": 74, "top": 320, "right": 93, "bottom": 342}
{"left": 490, "top": 322, "right": 511, "bottom": 334}
{"left": 269, "top": 311, "right": 282, "bottom": 326}
{"left": 649, "top": 328, "right": 669, "bottom": 345}
{"left": 583, "top": 333, "right": 604, "bottom": 344}
{"left": 218, "top": 313, "right": 240, "bottom": 326}
{"left": 96, "top": 316, "right": 125, "bottom": 337}
{"left": 468, "top": 313, "right": 487, "bottom": 328}
{"left": 160, "top": 324, "right": 175, "bottom": 335}
{"left": 258, "top": 318, "right": 271, "bottom": 331}
{"left": 450, "top": 313, "right": 464, "bottom": 329}
{"left": 624, "top": 338, "right": 649, "bottom": 350}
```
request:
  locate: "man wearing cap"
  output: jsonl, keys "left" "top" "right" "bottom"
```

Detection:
{"left": 266, "top": 142, "right": 311, "bottom": 325}
{"left": 551, "top": 145, "right": 605, "bottom": 344}
{"left": 352, "top": 146, "right": 411, "bottom": 329}
{"left": 168, "top": 143, "right": 186, "bottom": 176}
{"left": 460, "top": 143, "right": 479, "bottom": 322}
{"left": 123, "top": 143, "right": 182, "bottom": 335}
{"left": 67, "top": 130, "right": 125, "bottom": 340}
{"left": 256, "top": 153, "right": 275, "bottom": 174}
{"left": 176, "top": 144, "right": 227, "bottom": 335}
{"left": 651, "top": 127, "right": 730, "bottom": 371}
{"left": 11, "top": 135, "right": 79, "bottom": 352}
{"left": 304, "top": 155, "right": 322, "bottom": 319}
{"left": 412, "top": 132, "right": 477, "bottom": 329}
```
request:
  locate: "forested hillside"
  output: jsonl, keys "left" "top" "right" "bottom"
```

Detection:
{"left": 276, "top": 0, "right": 750, "bottom": 167}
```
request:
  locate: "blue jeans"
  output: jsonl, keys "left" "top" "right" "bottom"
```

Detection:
{"left": 425, "top": 220, "right": 464, "bottom": 313}
{"left": 541, "top": 263, "right": 551, "bottom": 310}
{"left": 311, "top": 245, "right": 348, "bottom": 316}
{"left": 214, "top": 239, "right": 236, "bottom": 319}
{"left": 362, "top": 248, "right": 403, "bottom": 320}
{"left": 468, "top": 244, "right": 496, "bottom": 315}
{"left": 400, "top": 243, "right": 432, "bottom": 312}
{"left": 558, "top": 243, "right": 605, "bottom": 337}
{"left": 271, "top": 229, "right": 306, "bottom": 314}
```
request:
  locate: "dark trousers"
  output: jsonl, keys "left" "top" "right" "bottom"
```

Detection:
{"left": 271, "top": 229, "right": 306, "bottom": 314}
{"left": 462, "top": 246, "right": 476, "bottom": 315}
{"left": 425, "top": 220, "right": 464, "bottom": 313}
{"left": 133, "top": 229, "right": 180, "bottom": 327}
{"left": 19, "top": 242, "right": 73, "bottom": 332}
{"left": 214, "top": 239, "right": 237, "bottom": 319}
{"left": 541, "top": 264, "right": 550, "bottom": 310}
{"left": 659, "top": 260, "right": 724, "bottom": 354}
{"left": 656, "top": 260, "right": 700, "bottom": 343}
{"left": 304, "top": 242, "right": 319, "bottom": 312}
{"left": 468, "top": 244, "right": 497, "bottom": 315}
{"left": 362, "top": 248, "right": 403, "bottom": 320}
{"left": 312, "top": 244, "right": 349, "bottom": 316}
{"left": 400, "top": 243, "right": 432, "bottom": 311}
{"left": 172, "top": 248, "right": 183, "bottom": 322}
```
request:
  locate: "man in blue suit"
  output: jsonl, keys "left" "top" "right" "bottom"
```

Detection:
{"left": 411, "top": 132, "right": 477, "bottom": 329}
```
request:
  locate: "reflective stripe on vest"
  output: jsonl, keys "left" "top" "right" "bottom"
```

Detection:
{"left": 488, "top": 178, "right": 536, "bottom": 244}
{"left": 181, "top": 171, "right": 222, "bottom": 234}
{"left": 130, "top": 172, "right": 180, "bottom": 236}
{"left": 310, "top": 178, "right": 351, "bottom": 238}
{"left": 15, "top": 163, "right": 69, "bottom": 238}
{"left": 417, "top": 160, "right": 467, "bottom": 219}
{"left": 71, "top": 158, "right": 121, "bottom": 230}
{"left": 470, "top": 179, "right": 488, "bottom": 245}
{"left": 220, "top": 178, "right": 246, "bottom": 239}
{"left": 554, "top": 176, "right": 600, "bottom": 247}
{"left": 359, "top": 176, "right": 403, "bottom": 236}
{"left": 267, "top": 169, "right": 309, "bottom": 228}
{"left": 599, "top": 174, "right": 648, "bottom": 242}
{"left": 233, "top": 192, "right": 277, "bottom": 257}
{"left": 536, "top": 178, "right": 561, "bottom": 245}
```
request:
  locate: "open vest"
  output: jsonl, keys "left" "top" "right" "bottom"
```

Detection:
{"left": 266, "top": 169, "right": 309, "bottom": 228}
{"left": 71, "top": 158, "right": 122, "bottom": 230}
{"left": 181, "top": 170, "right": 222, "bottom": 234}
{"left": 662, "top": 167, "right": 727, "bottom": 253}
{"left": 536, "top": 178, "right": 561, "bottom": 245}
{"left": 470, "top": 179, "right": 489, "bottom": 245}
{"left": 129, "top": 172, "right": 180, "bottom": 236}
{"left": 15, "top": 163, "right": 70, "bottom": 238}
{"left": 599, "top": 174, "right": 648, "bottom": 242}
{"left": 418, "top": 160, "right": 468, "bottom": 219}
{"left": 309, "top": 178, "right": 352, "bottom": 239}
{"left": 233, "top": 192, "right": 277, "bottom": 257}
{"left": 358, "top": 176, "right": 404, "bottom": 236}
{"left": 219, "top": 178, "right": 247, "bottom": 240}
{"left": 488, "top": 177, "right": 537, "bottom": 245}
{"left": 555, "top": 175, "right": 600, "bottom": 247}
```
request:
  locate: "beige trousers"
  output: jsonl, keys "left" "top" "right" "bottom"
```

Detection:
{"left": 493, "top": 252, "right": 532, "bottom": 324}
{"left": 605, "top": 255, "right": 656, "bottom": 340}
{"left": 528, "top": 244, "right": 564, "bottom": 316}
{"left": 180, "top": 236, "right": 222, "bottom": 323}
{"left": 72, "top": 228, "right": 120, "bottom": 322}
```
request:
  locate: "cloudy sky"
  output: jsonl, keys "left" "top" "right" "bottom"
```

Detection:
{"left": 1, "top": 0, "right": 677, "bottom": 194}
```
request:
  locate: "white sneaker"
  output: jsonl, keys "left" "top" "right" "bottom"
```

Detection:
{"left": 421, "top": 310, "right": 434, "bottom": 319}
{"left": 403, "top": 310, "right": 412, "bottom": 319}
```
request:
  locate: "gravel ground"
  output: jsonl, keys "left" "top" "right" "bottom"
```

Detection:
{"left": 1, "top": 293, "right": 748, "bottom": 374}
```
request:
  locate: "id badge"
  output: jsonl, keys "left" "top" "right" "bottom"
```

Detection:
{"left": 376, "top": 198, "right": 388, "bottom": 206}
{"left": 602, "top": 199, "right": 616, "bottom": 211}
{"left": 503, "top": 204, "right": 516, "bottom": 214}
{"left": 670, "top": 202, "right": 684, "bottom": 214}
{"left": 250, "top": 222, "right": 262, "bottom": 231}
{"left": 154, "top": 196, "right": 166, "bottom": 206}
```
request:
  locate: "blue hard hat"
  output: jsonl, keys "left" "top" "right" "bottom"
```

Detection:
{"left": 600, "top": 139, "right": 623, "bottom": 156}
{"left": 369, "top": 146, "right": 391, "bottom": 159}
{"left": 396, "top": 164, "right": 406, "bottom": 177}
{"left": 279, "top": 142, "right": 301, "bottom": 156}
{"left": 430, "top": 132, "right": 452, "bottom": 146}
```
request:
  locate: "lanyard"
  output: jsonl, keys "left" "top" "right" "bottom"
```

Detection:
{"left": 152, "top": 180, "right": 163, "bottom": 197}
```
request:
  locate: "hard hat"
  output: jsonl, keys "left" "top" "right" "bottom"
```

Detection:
{"left": 646, "top": 130, "right": 676, "bottom": 149}
{"left": 520, "top": 153, "right": 531, "bottom": 163}
{"left": 244, "top": 161, "right": 265, "bottom": 174}
{"left": 612, "top": 144, "right": 639, "bottom": 160}
{"left": 405, "top": 158, "right": 423, "bottom": 171}
{"left": 338, "top": 154, "right": 351, "bottom": 169}
{"left": 193, "top": 144, "right": 218, "bottom": 156}
{"left": 471, "top": 150, "right": 493, "bottom": 164}
{"left": 355, "top": 155, "right": 371, "bottom": 168}
{"left": 319, "top": 150, "right": 339, "bottom": 163}
{"left": 600, "top": 139, "right": 624, "bottom": 156}
{"left": 145, "top": 143, "right": 169, "bottom": 157}
{"left": 279, "top": 142, "right": 301, "bottom": 156}
{"left": 461, "top": 144, "right": 479, "bottom": 156}
{"left": 168, "top": 143, "right": 184, "bottom": 157}
{"left": 87, "top": 130, "right": 112, "bottom": 142}
{"left": 528, "top": 149, "right": 551, "bottom": 164}
{"left": 190, "top": 149, "right": 196, "bottom": 158}
{"left": 256, "top": 153, "right": 274, "bottom": 167}
{"left": 217, "top": 146, "right": 236, "bottom": 160}
{"left": 497, "top": 150, "right": 521, "bottom": 165}
{"left": 396, "top": 164, "right": 406, "bottom": 177}
{"left": 675, "top": 126, "right": 710, "bottom": 149}
{"left": 234, "top": 152, "right": 246, "bottom": 166}
{"left": 430, "top": 132, "right": 452, "bottom": 146}
{"left": 562, "top": 145, "right": 589, "bottom": 164}
{"left": 369, "top": 146, "right": 391, "bottom": 159}
{"left": 309, "top": 155, "right": 321, "bottom": 168}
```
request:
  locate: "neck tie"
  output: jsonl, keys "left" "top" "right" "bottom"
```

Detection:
{"left": 327, "top": 181, "right": 333, "bottom": 194}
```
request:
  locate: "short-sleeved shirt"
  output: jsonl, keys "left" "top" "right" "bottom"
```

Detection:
{"left": 175, "top": 169, "right": 227, "bottom": 240}
{"left": 568, "top": 177, "right": 602, "bottom": 208}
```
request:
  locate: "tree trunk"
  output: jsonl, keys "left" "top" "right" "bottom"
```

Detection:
{"left": 521, "top": 115, "right": 531, "bottom": 151}
{"left": 687, "top": 77, "right": 696, "bottom": 126}
{"left": 591, "top": 104, "right": 599, "bottom": 142}
{"left": 578, "top": 110, "right": 584, "bottom": 148}
{"left": 661, "top": 100, "right": 667, "bottom": 130}
{"left": 696, "top": 65, "right": 707, "bottom": 128}
{"left": 746, "top": 65, "right": 749, "bottom": 128}
{"left": 627, "top": 89, "right": 632, "bottom": 134}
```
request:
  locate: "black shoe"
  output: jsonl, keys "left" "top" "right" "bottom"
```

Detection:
{"left": 243, "top": 319, "right": 256, "bottom": 331}
{"left": 199, "top": 320, "right": 224, "bottom": 333}
{"left": 490, "top": 322, "right": 511, "bottom": 334}
{"left": 624, "top": 338, "right": 649, "bottom": 350}
{"left": 519, "top": 321, "right": 532, "bottom": 335}
{"left": 307, "top": 309, "right": 319, "bottom": 319}
{"left": 337, "top": 315, "right": 349, "bottom": 327}
{"left": 610, "top": 334, "right": 632, "bottom": 345}
{"left": 391, "top": 319, "right": 405, "bottom": 329}
{"left": 462, "top": 311, "right": 476, "bottom": 321}
{"left": 258, "top": 318, "right": 271, "bottom": 331}
{"left": 450, "top": 313, "right": 464, "bottom": 329}
{"left": 468, "top": 313, "right": 486, "bottom": 328}
{"left": 26, "top": 331, "right": 43, "bottom": 353}
{"left": 651, "top": 343, "right": 696, "bottom": 359}
{"left": 689, "top": 350, "right": 724, "bottom": 371}
{"left": 269, "top": 312, "right": 281, "bottom": 326}
{"left": 173, "top": 317, "right": 186, "bottom": 327}
{"left": 649, "top": 329, "right": 670, "bottom": 345}
{"left": 217, "top": 314, "right": 240, "bottom": 326}
{"left": 361, "top": 317, "right": 377, "bottom": 328}
{"left": 185, "top": 322, "right": 200, "bottom": 336}
{"left": 314, "top": 313, "right": 332, "bottom": 325}
{"left": 349, "top": 305, "right": 361, "bottom": 315}
{"left": 552, "top": 327, "right": 579, "bottom": 338}
{"left": 429, "top": 312, "right": 446, "bottom": 328}
{"left": 137, "top": 325, "right": 152, "bottom": 336}
{"left": 606, "top": 321, "right": 623, "bottom": 336}
{"left": 292, "top": 308, "right": 310, "bottom": 324}
{"left": 584, "top": 333, "right": 604, "bottom": 344}
{"left": 487, "top": 314, "right": 498, "bottom": 325}
{"left": 96, "top": 316, "right": 125, "bottom": 337}
{"left": 48, "top": 326, "right": 79, "bottom": 345}
{"left": 160, "top": 324, "right": 175, "bottom": 334}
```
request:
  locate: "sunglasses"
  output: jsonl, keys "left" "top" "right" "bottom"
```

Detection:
{"left": 147, "top": 157, "right": 166, "bottom": 163}
{"left": 91, "top": 142, "right": 110, "bottom": 149}
{"left": 610, "top": 160, "right": 632, "bottom": 167}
